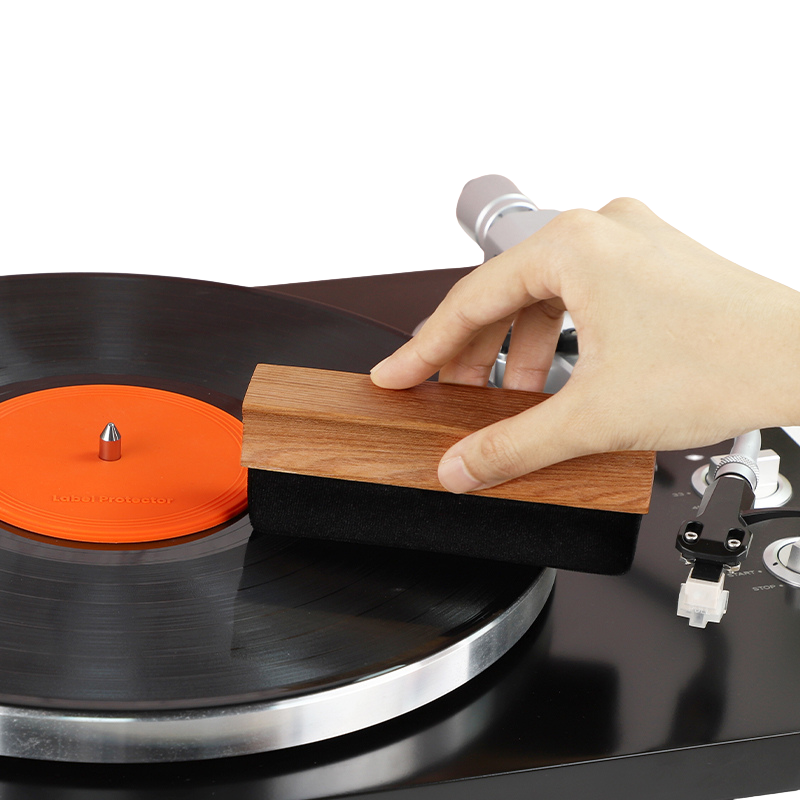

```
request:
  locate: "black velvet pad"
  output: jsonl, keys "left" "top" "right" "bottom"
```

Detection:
{"left": 248, "top": 470, "right": 641, "bottom": 575}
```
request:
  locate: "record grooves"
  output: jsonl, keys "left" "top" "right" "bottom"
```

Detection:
{"left": 0, "top": 274, "right": 552, "bottom": 762}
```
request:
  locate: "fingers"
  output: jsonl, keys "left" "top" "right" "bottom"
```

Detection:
{"left": 437, "top": 382, "right": 594, "bottom": 492}
{"left": 438, "top": 317, "right": 514, "bottom": 387}
{"left": 371, "top": 242, "right": 560, "bottom": 390}
{"left": 436, "top": 296, "right": 565, "bottom": 390}
{"left": 502, "top": 300, "right": 565, "bottom": 392}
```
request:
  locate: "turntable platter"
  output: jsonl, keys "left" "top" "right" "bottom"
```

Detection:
{"left": 0, "top": 274, "right": 553, "bottom": 762}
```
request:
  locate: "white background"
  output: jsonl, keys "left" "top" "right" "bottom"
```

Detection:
{"left": 0, "top": 2, "right": 798, "bottom": 294}
{"left": 1, "top": 4, "right": 798, "bottom": 798}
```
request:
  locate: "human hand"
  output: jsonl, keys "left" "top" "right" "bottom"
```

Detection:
{"left": 370, "top": 198, "right": 800, "bottom": 493}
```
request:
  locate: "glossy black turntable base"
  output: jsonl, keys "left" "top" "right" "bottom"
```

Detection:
{"left": 2, "top": 270, "right": 800, "bottom": 798}
{"left": 4, "top": 429, "right": 799, "bottom": 798}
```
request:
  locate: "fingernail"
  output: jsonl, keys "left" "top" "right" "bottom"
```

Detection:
{"left": 438, "top": 455, "right": 486, "bottom": 494}
{"left": 370, "top": 356, "right": 390, "bottom": 376}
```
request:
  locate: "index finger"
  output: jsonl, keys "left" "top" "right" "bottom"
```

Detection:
{"left": 370, "top": 238, "right": 560, "bottom": 390}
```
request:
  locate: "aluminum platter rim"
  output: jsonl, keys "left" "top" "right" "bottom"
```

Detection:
{"left": 0, "top": 568, "right": 554, "bottom": 763}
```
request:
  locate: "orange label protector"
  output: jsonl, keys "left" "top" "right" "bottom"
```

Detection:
{"left": 0, "top": 385, "right": 248, "bottom": 543}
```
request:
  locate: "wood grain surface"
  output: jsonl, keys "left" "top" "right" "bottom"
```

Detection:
{"left": 242, "top": 364, "right": 655, "bottom": 513}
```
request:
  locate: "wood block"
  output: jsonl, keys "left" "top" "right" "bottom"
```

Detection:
{"left": 241, "top": 364, "right": 655, "bottom": 514}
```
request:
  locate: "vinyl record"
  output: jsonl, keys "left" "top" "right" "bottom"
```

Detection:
{"left": 0, "top": 274, "right": 553, "bottom": 762}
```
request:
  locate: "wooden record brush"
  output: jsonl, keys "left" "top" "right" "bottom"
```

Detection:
{"left": 242, "top": 364, "right": 655, "bottom": 574}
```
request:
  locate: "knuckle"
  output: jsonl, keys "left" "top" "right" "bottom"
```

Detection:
{"left": 440, "top": 284, "right": 487, "bottom": 332}
{"left": 600, "top": 196, "right": 650, "bottom": 216}
{"left": 410, "top": 346, "right": 442, "bottom": 373}
{"left": 545, "top": 210, "right": 609, "bottom": 258}
{"left": 537, "top": 299, "right": 565, "bottom": 322}
{"left": 450, "top": 304, "right": 481, "bottom": 332}
{"left": 448, "top": 272, "right": 472, "bottom": 300}
{"left": 501, "top": 363, "right": 549, "bottom": 388}
{"left": 475, "top": 428, "right": 526, "bottom": 480}
{"left": 549, "top": 208, "right": 601, "bottom": 236}
{"left": 446, "top": 359, "right": 494, "bottom": 385}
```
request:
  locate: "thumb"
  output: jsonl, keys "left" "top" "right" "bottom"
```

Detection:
{"left": 437, "top": 384, "right": 604, "bottom": 493}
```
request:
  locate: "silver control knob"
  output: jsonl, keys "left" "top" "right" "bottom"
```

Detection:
{"left": 764, "top": 537, "right": 800, "bottom": 588}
